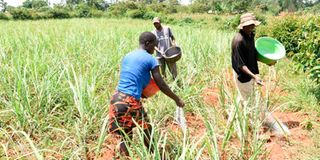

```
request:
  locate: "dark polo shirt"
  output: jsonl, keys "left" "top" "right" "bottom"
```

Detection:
{"left": 231, "top": 30, "right": 259, "bottom": 83}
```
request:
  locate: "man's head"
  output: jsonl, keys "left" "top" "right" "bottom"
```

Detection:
{"left": 238, "top": 13, "right": 261, "bottom": 35}
{"left": 153, "top": 17, "right": 162, "bottom": 30}
{"left": 139, "top": 32, "right": 158, "bottom": 54}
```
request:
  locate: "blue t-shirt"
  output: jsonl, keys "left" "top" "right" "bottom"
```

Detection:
{"left": 117, "top": 49, "right": 159, "bottom": 100}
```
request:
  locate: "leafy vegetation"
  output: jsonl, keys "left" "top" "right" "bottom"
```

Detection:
{"left": 0, "top": 0, "right": 319, "bottom": 20}
{"left": 0, "top": 17, "right": 319, "bottom": 159}
{"left": 0, "top": 0, "right": 319, "bottom": 159}
{"left": 257, "top": 16, "right": 320, "bottom": 84}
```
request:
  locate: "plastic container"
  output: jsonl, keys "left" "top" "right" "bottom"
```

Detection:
{"left": 255, "top": 37, "right": 286, "bottom": 65}
{"left": 142, "top": 79, "right": 159, "bottom": 98}
{"left": 164, "top": 46, "right": 182, "bottom": 63}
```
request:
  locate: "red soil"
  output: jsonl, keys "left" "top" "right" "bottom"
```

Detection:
{"left": 264, "top": 112, "right": 317, "bottom": 160}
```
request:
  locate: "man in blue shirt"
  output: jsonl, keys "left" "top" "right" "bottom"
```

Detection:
{"left": 108, "top": 32, "right": 185, "bottom": 157}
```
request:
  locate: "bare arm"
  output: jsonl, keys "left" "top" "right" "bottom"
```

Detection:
{"left": 171, "top": 37, "right": 176, "bottom": 46}
{"left": 169, "top": 27, "right": 176, "bottom": 46}
{"left": 240, "top": 66, "right": 263, "bottom": 85}
{"left": 154, "top": 46, "right": 161, "bottom": 53}
{"left": 151, "top": 66, "right": 185, "bottom": 107}
{"left": 154, "top": 46, "right": 165, "bottom": 56}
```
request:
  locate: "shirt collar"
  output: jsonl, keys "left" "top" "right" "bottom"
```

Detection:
{"left": 239, "top": 30, "right": 255, "bottom": 39}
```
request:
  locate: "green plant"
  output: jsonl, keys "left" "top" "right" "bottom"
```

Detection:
{"left": 126, "top": 9, "right": 145, "bottom": 19}
{"left": 0, "top": 17, "right": 319, "bottom": 159}
{"left": 9, "top": 8, "right": 34, "bottom": 20}
{"left": 221, "top": 14, "right": 240, "bottom": 30}
{"left": 48, "top": 8, "right": 71, "bottom": 19}
{"left": 257, "top": 16, "right": 320, "bottom": 83}
{"left": 0, "top": 12, "right": 9, "bottom": 20}
{"left": 189, "top": 3, "right": 210, "bottom": 13}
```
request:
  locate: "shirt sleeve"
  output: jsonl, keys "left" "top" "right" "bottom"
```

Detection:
{"left": 232, "top": 39, "right": 246, "bottom": 69}
{"left": 149, "top": 56, "right": 159, "bottom": 70}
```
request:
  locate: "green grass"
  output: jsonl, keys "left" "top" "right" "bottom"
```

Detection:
{"left": 0, "top": 18, "right": 319, "bottom": 159}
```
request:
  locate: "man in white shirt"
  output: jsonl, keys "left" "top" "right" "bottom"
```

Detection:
{"left": 152, "top": 17, "right": 178, "bottom": 80}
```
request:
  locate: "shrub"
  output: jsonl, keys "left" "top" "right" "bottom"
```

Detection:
{"left": 255, "top": 14, "right": 267, "bottom": 25}
{"left": 126, "top": 9, "right": 145, "bottom": 19}
{"left": 221, "top": 15, "right": 240, "bottom": 30}
{"left": 257, "top": 16, "right": 320, "bottom": 83}
{"left": 147, "top": 3, "right": 177, "bottom": 14}
{"left": 164, "top": 5, "right": 178, "bottom": 14}
{"left": 48, "top": 8, "right": 71, "bottom": 19}
{"left": 22, "top": 0, "right": 48, "bottom": 9}
{"left": 0, "top": 13, "right": 9, "bottom": 20}
{"left": 76, "top": 4, "right": 91, "bottom": 18}
{"left": 9, "top": 8, "right": 33, "bottom": 20}
{"left": 108, "top": 2, "right": 139, "bottom": 17}
{"left": 142, "top": 11, "right": 157, "bottom": 20}
{"left": 89, "top": 9, "right": 105, "bottom": 18}
{"left": 147, "top": 4, "right": 166, "bottom": 13}
{"left": 189, "top": 3, "right": 210, "bottom": 13}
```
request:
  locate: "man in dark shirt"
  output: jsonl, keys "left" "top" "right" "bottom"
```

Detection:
{"left": 231, "top": 13, "right": 290, "bottom": 136}
{"left": 231, "top": 13, "right": 263, "bottom": 103}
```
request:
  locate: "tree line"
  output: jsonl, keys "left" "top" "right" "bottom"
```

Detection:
{"left": 0, "top": 0, "right": 319, "bottom": 20}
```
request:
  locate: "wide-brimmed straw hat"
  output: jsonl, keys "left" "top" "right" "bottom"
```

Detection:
{"left": 238, "top": 13, "right": 261, "bottom": 29}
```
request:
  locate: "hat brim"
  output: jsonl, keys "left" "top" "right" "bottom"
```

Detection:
{"left": 238, "top": 20, "right": 261, "bottom": 29}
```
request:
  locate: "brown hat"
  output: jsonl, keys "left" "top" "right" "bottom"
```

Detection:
{"left": 153, "top": 17, "right": 161, "bottom": 24}
{"left": 238, "top": 13, "right": 261, "bottom": 29}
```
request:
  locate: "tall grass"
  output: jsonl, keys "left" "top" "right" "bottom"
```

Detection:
{"left": 0, "top": 18, "right": 318, "bottom": 159}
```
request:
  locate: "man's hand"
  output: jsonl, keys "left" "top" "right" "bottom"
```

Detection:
{"left": 160, "top": 51, "right": 166, "bottom": 57}
{"left": 155, "top": 46, "right": 166, "bottom": 57}
{"left": 171, "top": 40, "right": 176, "bottom": 47}
{"left": 175, "top": 98, "right": 185, "bottom": 108}
{"left": 253, "top": 75, "right": 263, "bottom": 86}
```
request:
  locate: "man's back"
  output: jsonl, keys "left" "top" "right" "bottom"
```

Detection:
{"left": 117, "top": 49, "right": 158, "bottom": 100}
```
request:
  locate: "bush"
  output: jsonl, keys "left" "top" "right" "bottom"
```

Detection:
{"left": 164, "top": 5, "right": 178, "bottom": 14}
{"left": 180, "top": 17, "right": 194, "bottom": 24}
{"left": 221, "top": 15, "right": 240, "bottom": 30}
{"left": 255, "top": 14, "right": 267, "bottom": 25}
{"left": 22, "top": 0, "right": 48, "bottom": 9}
{"left": 76, "top": 4, "right": 91, "bottom": 17}
{"left": 146, "top": 4, "right": 177, "bottom": 14}
{"left": 142, "top": 11, "right": 157, "bottom": 20}
{"left": 189, "top": 3, "right": 210, "bottom": 13}
{"left": 9, "top": 8, "right": 33, "bottom": 20}
{"left": 108, "top": 2, "right": 139, "bottom": 17}
{"left": 48, "top": 8, "right": 70, "bottom": 19}
{"left": 126, "top": 9, "right": 145, "bottom": 19}
{"left": 147, "top": 4, "right": 166, "bottom": 13}
{"left": 257, "top": 17, "right": 301, "bottom": 55}
{"left": 89, "top": 9, "right": 105, "bottom": 18}
{"left": 0, "top": 13, "right": 9, "bottom": 20}
{"left": 257, "top": 16, "right": 320, "bottom": 83}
